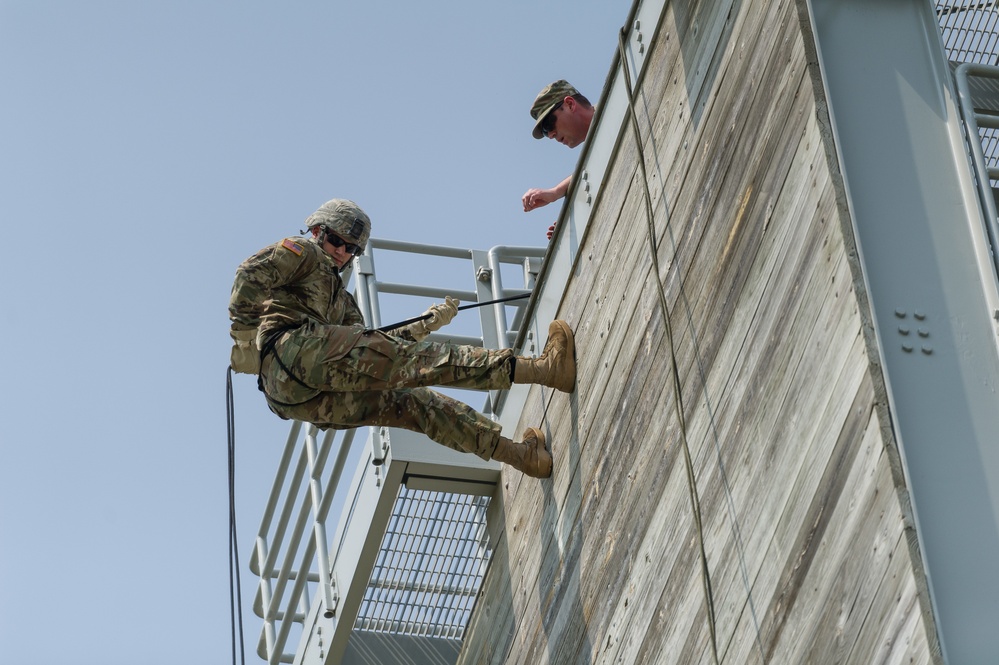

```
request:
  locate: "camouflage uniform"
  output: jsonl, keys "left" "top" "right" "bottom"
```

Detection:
{"left": 229, "top": 236, "right": 514, "bottom": 459}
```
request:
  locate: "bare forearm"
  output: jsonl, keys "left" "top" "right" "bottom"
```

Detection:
{"left": 522, "top": 174, "right": 572, "bottom": 212}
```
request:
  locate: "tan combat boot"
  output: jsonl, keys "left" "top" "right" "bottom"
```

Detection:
{"left": 513, "top": 320, "right": 576, "bottom": 393}
{"left": 492, "top": 428, "right": 552, "bottom": 478}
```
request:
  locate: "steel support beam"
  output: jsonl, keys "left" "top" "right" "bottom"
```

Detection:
{"left": 805, "top": 1, "right": 999, "bottom": 660}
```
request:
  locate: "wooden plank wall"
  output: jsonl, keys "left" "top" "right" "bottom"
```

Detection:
{"left": 458, "top": 0, "right": 938, "bottom": 663}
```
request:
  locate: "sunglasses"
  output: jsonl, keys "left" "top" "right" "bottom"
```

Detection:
{"left": 539, "top": 101, "right": 564, "bottom": 136}
{"left": 327, "top": 233, "right": 362, "bottom": 256}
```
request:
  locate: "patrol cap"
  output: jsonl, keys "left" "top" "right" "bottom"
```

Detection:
{"left": 530, "top": 80, "right": 579, "bottom": 139}
{"left": 304, "top": 198, "right": 371, "bottom": 251}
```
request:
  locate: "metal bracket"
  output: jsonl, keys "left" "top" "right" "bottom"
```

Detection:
{"left": 323, "top": 574, "right": 339, "bottom": 619}
{"left": 372, "top": 427, "right": 390, "bottom": 466}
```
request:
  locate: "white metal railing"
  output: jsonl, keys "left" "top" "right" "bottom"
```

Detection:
{"left": 354, "top": 239, "right": 545, "bottom": 349}
{"left": 939, "top": 1, "right": 999, "bottom": 276}
{"left": 249, "top": 240, "right": 543, "bottom": 665}
{"left": 953, "top": 63, "right": 999, "bottom": 278}
{"left": 251, "top": 423, "right": 356, "bottom": 663}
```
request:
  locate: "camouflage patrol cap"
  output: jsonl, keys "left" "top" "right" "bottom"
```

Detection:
{"left": 530, "top": 80, "right": 579, "bottom": 139}
{"left": 304, "top": 198, "right": 371, "bottom": 251}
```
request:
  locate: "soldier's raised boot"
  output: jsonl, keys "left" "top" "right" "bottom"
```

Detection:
{"left": 492, "top": 428, "right": 552, "bottom": 478}
{"left": 513, "top": 320, "right": 576, "bottom": 393}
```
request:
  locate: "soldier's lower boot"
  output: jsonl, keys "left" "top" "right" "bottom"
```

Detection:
{"left": 492, "top": 428, "right": 552, "bottom": 478}
{"left": 513, "top": 320, "right": 576, "bottom": 393}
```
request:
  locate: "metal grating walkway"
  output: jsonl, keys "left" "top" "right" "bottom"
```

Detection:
{"left": 353, "top": 487, "right": 492, "bottom": 640}
{"left": 938, "top": 0, "right": 999, "bottom": 65}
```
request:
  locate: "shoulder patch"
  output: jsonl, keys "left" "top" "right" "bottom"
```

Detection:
{"left": 281, "top": 238, "right": 304, "bottom": 256}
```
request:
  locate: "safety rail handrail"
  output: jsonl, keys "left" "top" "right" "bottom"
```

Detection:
{"left": 356, "top": 238, "right": 545, "bottom": 349}
{"left": 249, "top": 239, "right": 544, "bottom": 665}
{"left": 954, "top": 62, "right": 999, "bottom": 279}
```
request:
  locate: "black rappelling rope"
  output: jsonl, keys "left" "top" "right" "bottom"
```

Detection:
{"left": 375, "top": 292, "right": 531, "bottom": 332}
{"left": 226, "top": 366, "right": 246, "bottom": 665}
{"left": 617, "top": 28, "right": 721, "bottom": 665}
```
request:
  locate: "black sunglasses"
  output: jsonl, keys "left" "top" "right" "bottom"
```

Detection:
{"left": 327, "top": 233, "right": 362, "bottom": 255}
{"left": 539, "top": 101, "right": 564, "bottom": 136}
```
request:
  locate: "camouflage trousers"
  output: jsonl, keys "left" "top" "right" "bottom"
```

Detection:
{"left": 259, "top": 323, "right": 514, "bottom": 459}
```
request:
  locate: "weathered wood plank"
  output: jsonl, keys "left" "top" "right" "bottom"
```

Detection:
{"left": 798, "top": 447, "right": 926, "bottom": 662}
{"left": 457, "top": 0, "right": 937, "bottom": 661}
{"left": 682, "top": 168, "right": 857, "bottom": 660}
{"left": 496, "top": 0, "right": 856, "bottom": 660}
{"left": 636, "top": 195, "right": 872, "bottom": 660}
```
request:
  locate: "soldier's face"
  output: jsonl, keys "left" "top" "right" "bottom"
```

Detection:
{"left": 548, "top": 98, "right": 587, "bottom": 148}
{"left": 323, "top": 233, "right": 355, "bottom": 269}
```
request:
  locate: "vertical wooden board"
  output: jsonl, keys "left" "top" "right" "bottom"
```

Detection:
{"left": 604, "top": 66, "right": 832, "bottom": 640}
{"left": 500, "top": 250, "right": 680, "bottom": 664}
{"left": 755, "top": 387, "right": 879, "bottom": 661}
{"left": 584, "top": 0, "right": 812, "bottom": 520}
{"left": 489, "top": 432, "right": 566, "bottom": 663}
{"left": 564, "top": 186, "right": 666, "bottom": 463}
{"left": 683, "top": 121, "right": 835, "bottom": 512}
{"left": 565, "top": 175, "right": 665, "bottom": 448}
{"left": 682, "top": 299, "right": 869, "bottom": 660}
{"left": 527, "top": 364, "right": 684, "bottom": 658}
{"left": 560, "top": 127, "right": 640, "bottom": 331}
{"left": 652, "top": 6, "right": 807, "bottom": 385}
{"left": 562, "top": 276, "right": 682, "bottom": 512}
{"left": 705, "top": 219, "right": 858, "bottom": 532}
{"left": 457, "top": 532, "right": 518, "bottom": 665}
{"left": 632, "top": 55, "right": 812, "bottom": 482}
{"left": 584, "top": 252, "right": 872, "bottom": 660}
{"left": 592, "top": 454, "right": 719, "bottom": 663}
{"left": 650, "top": 0, "right": 794, "bottom": 287}
{"left": 848, "top": 536, "right": 932, "bottom": 665}
{"left": 572, "top": 243, "right": 844, "bottom": 664}
{"left": 765, "top": 414, "right": 897, "bottom": 663}
{"left": 705, "top": 178, "right": 845, "bottom": 510}
{"left": 695, "top": 258, "right": 868, "bottom": 656}
{"left": 586, "top": 448, "right": 714, "bottom": 663}
{"left": 584, "top": 219, "right": 852, "bottom": 660}
{"left": 656, "top": 74, "right": 821, "bottom": 501}
{"left": 645, "top": 0, "right": 776, "bottom": 218}
{"left": 799, "top": 524, "right": 917, "bottom": 662}
{"left": 719, "top": 335, "right": 872, "bottom": 664}
{"left": 720, "top": 320, "right": 866, "bottom": 662}
{"left": 686, "top": 98, "right": 831, "bottom": 427}
{"left": 459, "top": 0, "right": 939, "bottom": 662}
{"left": 556, "top": 286, "right": 728, "bottom": 660}
{"left": 488, "top": 185, "right": 660, "bottom": 660}
{"left": 633, "top": 0, "right": 739, "bottom": 209}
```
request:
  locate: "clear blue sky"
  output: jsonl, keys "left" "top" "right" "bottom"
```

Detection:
{"left": 0, "top": 2, "right": 627, "bottom": 663}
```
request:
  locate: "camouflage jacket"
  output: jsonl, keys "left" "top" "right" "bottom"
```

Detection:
{"left": 229, "top": 237, "right": 365, "bottom": 351}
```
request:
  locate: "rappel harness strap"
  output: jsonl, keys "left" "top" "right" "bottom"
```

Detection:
{"left": 256, "top": 326, "right": 317, "bottom": 407}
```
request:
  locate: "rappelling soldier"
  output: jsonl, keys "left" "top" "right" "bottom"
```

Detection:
{"left": 228, "top": 198, "right": 576, "bottom": 478}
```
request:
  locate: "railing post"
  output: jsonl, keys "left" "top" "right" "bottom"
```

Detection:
{"left": 352, "top": 252, "right": 381, "bottom": 328}
{"left": 955, "top": 62, "right": 999, "bottom": 280}
{"left": 304, "top": 425, "right": 338, "bottom": 618}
